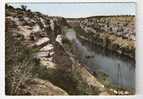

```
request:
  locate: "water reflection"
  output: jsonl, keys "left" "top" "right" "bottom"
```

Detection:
{"left": 65, "top": 29, "right": 135, "bottom": 90}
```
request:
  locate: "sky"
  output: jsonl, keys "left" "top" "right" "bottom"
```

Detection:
{"left": 9, "top": 2, "right": 136, "bottom": 18}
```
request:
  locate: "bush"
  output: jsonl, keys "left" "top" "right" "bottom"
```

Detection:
{"left": 21, "top": 5, "right": 27, "bottom": 11}
{"left": 5, "top": 32, "right": 39, "bottom": 95}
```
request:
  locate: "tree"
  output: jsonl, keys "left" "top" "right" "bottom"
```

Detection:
{"left": 21, "top": 5, "right": 27, "bottom": 11}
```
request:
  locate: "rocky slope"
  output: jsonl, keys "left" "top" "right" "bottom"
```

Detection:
{"left": 67, "top": 16, "right": 135, "bottom": 59}
{"left": 5, "top": 4, "right": 110, "bottom": 95}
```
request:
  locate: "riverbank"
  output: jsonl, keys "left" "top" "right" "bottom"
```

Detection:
{"left": 5, "top": 4, "right": 135, "bottom": 95}
{"left": 63, "top": 28, "right": 135, "bottom": 95}
{"left": 74, "top": 26, "right": 135, "bottom": 59}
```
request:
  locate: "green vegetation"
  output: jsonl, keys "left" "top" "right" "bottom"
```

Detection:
{"left": 71, "top": 65, "right": 101, "bottom": 95}
{"left": 5, "top": 32, "right": 40, "bottom": 95}
{"left": 21, "top": 5, "right": 27, "bottom": 11}
{"left": 93, "top": 70, "right": 111, "bottom": 87}
{"left": 35, "top": 66, "right": 79, "bottom": 95}
{"left": 33, "top": 63, "right": 101, "bottom": 95}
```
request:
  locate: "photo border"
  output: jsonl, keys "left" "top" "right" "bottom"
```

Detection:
{"left": 1, "top": 0, "right": 143, "bottom": 99}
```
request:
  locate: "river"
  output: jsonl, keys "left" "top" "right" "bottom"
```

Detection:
{"left": 65, "top": 28, "right": 135, "bottom": 91}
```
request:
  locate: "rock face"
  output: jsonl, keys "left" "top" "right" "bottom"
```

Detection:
{"left": 5, "top": 5, "right": 109, "bottom": 95}
{"left": 80, "top": 16, "right": 135, "bottom": 40}
{"left": 67, "top": 16, "right": 135, "bottom": 59}
{"left": 5, "top": 5, "right": 69, "bottom": 95}
{"left": 21, "top": 78, "right": 68, "bottom": 95}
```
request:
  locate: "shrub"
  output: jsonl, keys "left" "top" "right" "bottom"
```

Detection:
{"left": 5, "top": 32, "right": 39, "bottom": 95}
{"left": 21, "top": 5, "right": 27, "bottom": 11}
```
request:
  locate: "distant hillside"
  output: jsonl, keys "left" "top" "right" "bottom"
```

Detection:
{"left": 67, "top": 15, "right": 135, "bottom": 40}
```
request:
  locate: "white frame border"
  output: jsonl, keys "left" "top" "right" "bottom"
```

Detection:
{"left": 1, "top": 0, "right": 143, "bottom": 99}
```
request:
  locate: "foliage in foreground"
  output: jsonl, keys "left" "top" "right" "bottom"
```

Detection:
{"left": 5, "top": 32, "right": 39, "bottom": 95}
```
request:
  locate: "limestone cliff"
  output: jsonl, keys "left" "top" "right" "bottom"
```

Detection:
{"left": 5, "top": 4, "right": 109, "bottom": 95}
{"left": 67, "top": 16, "right": 135, "bottom": 59}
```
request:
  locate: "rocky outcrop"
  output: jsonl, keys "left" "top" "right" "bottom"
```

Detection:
{"left": 20, "top": 78, "right": 68, "bottom": 95}
{"left": 80, "top": 16, "right": 135, "bottom": 40}
{"left": 78, "top": 27, "right": 135, "bottom": 58}
{"left": 5, "top": 4, "right": 109, "bottom": 95}
{"left": 5, "top": 5, "right": 70, "bottom": 95}
{"left": 67, "top": 16, "right": 135, "bottom": 59}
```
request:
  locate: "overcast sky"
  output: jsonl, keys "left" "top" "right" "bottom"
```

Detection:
{"left": 9, "top": 2, "right": 136, "bottom": 18}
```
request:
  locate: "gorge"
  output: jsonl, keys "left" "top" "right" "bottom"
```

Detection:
{"left": 5, "top": 4, "right": 135, "bottom": 95}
